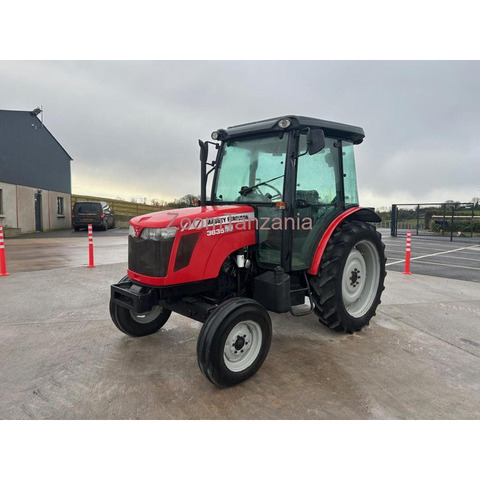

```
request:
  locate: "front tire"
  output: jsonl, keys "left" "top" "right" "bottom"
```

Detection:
{"left": 110, "top": 301, "right": 171, "bottom": 337}
{"left": 310, "top": 220, "right": 386, "bottom": 333}
{"left": 197, "top": 298, "right": 272, "bottom": 387}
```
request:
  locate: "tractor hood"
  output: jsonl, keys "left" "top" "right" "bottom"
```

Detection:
{"left": 127, "top": 204, "right": 257, "bottom": 286}
{"left": 130, "top": 205, "right": 255, "bottom": 232}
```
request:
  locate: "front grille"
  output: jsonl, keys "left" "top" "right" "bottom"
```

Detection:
{"left": 174, "top": 233, "right": 201, "bottom": 271}
{"left": 128, "top": 236, "right": 174, "bottom": 277}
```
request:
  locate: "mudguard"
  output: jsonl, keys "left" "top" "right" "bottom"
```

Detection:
{"left": 308, "top": 207, "right": 381, "bottom": 276}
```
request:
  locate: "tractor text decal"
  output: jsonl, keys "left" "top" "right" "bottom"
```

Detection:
{"left": 168, "top": 212, "right": 313, "bottom": 234}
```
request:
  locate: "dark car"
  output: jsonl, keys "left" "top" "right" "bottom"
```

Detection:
{"left": 72, "top": 201, "right": 115, "bottom": 231}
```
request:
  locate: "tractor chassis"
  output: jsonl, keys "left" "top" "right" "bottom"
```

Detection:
{"left": 111, "top": 278, "right": 220, "bottom": 323}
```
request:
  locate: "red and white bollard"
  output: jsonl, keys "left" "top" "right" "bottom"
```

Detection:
{"left": 87, "top": 224, "right": 95, "bottom": 268}
{"left": 0, "top": 224, "right": 9, "bottom": 276}
{"left": 403, "top": 230, "right": 412, "bottom": 275}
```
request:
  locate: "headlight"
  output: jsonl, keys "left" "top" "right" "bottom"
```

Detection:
{"left": 140, "top": 227, "right": 178, "bottom": 241}
{"left": 277, "top": 118, "right": 291, "bottom": 128}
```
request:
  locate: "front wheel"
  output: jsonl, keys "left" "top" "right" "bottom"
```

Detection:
{"left": 310, "top": 220, "right": 386, "bottom": 333}
{"left": 197, "top": 298, "right": 272, "bottom": 387}
{"left": 110, "top": 301, "right": 171, "bottom": 337}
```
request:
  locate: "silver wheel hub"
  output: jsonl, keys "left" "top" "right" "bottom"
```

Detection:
{"left": 224, "top": 320, "right": 262, "bottom": 373}
{"left": 342, "top": 240, "right": 380, "bottom": 318}
{"left": 130, "top": 305, "right": 161, "bottom": 324}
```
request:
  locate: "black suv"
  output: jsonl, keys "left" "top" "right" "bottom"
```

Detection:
{"left": 72, "top": 201, "right": 115, "bottom": 231}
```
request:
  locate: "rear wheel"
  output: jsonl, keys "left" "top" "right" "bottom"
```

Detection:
{"left": 309, "top": 220, "right": 386, "bottom": 333}
{"left": 197, "top": 298, "right": 272, "bottom": 387}
{"left": 110, "top": 301, "right": 171, "bottom": 337}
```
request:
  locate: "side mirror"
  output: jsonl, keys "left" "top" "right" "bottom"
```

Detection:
{"left": 307, "top": 129, "right": 325, "bottom": 155}
{"left": 199, "top": 139, "right": 208, "bottom": 164}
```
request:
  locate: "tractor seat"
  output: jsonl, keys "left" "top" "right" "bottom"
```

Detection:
{"left": 299, "top": 205, "right": 337, "bottom": 265}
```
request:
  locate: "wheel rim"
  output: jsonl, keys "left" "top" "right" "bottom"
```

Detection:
{"left": 342, "top": 240, "right": 380, "bottom": 318}
{"left": 130, "top": 306, "right": 162, "bottom": 324}
{"left": 223, "top": 320, "right": 263, "bottom": 373}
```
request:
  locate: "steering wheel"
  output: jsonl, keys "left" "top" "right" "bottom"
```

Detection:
{"left": 256, "top": 183, "right": 283, "bottom": 201}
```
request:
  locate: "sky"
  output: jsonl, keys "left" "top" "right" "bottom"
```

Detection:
{"left": 0, "top": 60, "right": 479, "bottom": 209}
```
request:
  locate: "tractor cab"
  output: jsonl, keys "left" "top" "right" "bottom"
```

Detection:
{"left": 204, "top": 116, "right": 365, "bottom": 272}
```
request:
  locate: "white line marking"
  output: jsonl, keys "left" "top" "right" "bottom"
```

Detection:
{"left": 384, "top": 244, "right": 462, "bottom": 252}
{"left": 407, "top": 260, "right": 480, "bottom": 271}
{"left": 386, "top": 248, "right": 480, "bottom": 258}
{"left": 384, "top": 246, "right": 458, "bottom": 252}
{"left": 385, "top": 244, "right": 480, "bottom": 266}
{"left": 427, "top": 254, "right": 480, "bottom": 262}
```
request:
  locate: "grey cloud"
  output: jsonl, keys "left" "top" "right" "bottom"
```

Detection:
{"left": 0, "top": 61, "right": 478, "bottom": 205}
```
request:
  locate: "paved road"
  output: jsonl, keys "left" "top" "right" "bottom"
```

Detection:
{"left": 1, "top": 263, "right": 479, "bottom": 419}
{"left": 3, "top": 228, "right": 128, "bottom": 273}
{"left": 4, "top": 228, "right": 479, "bottom": 283}
{"left": 379, "top": 229, "right": 480, "bottom": 283}
{"left": 1, "top": 226, "right": 479, "bottom": 419}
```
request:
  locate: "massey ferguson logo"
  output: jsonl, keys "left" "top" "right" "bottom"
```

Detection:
{"left": 134, "top": 226, "right": 142, "bottom": 237}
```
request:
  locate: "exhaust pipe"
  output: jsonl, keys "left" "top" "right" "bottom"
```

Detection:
{"left": 198, "top": 140, "right": 208, "bottom": 207}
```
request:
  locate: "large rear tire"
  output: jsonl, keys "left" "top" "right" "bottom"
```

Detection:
{"left": 309, "top": 220, "right": 386, "bottom": 333}
{"left": 197, "top": 298, "right": 272, "bottom": 387}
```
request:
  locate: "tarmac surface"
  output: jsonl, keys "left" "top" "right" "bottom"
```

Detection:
{"left": 1, "top": 228, "right": 479, "bottom": 419}
{"left": 380, "top": 228, "right": 480, "bottom": 283}
{"left": 3, "top": 228, "right": 128, "bottom": 273}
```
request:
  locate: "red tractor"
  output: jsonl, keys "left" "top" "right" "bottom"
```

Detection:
{"left": 110, "top": 116, "right": 386, "bottom": 387}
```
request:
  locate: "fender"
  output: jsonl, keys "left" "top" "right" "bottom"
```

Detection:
{"left": 307, "top": 207, "right": 381, "bottom": 276}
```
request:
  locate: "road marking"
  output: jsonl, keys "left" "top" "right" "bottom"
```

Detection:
{"left": 383, "top": 243, "right": 477, "bottom": 252}
{"left": 428, "top": 254, "right": 480, "bottom": 262}
{"left": 385, "top": 244, "right": 480, "bottom": 266}
{"left": 406, "top": 259, "right": 480, "bottom": 271}
{"left": 386, "top": 248, "right": 480, "bottom": 260}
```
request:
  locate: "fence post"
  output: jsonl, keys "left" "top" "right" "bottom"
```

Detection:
{"left": 442, "top": 204, "right": 446, "bottom": 237}
{"left": 450, "top": 206, "right": 454, "bottom": 242}
{"left": 416, "top": 204, "right": 420, "bottom": 235}
{"left": 391, "top": 204, "right": 397, "bottom": 237}
{"left": 471, "top": 204, "right": 474, "bottom": 238}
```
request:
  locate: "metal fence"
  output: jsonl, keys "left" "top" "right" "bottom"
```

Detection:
{"left": 390, "top": 203, "right": 480, "bottom": 240}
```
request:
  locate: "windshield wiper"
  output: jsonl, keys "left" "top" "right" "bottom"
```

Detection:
{"left": 238, "top": 174, "right": 284, "bottom": 196}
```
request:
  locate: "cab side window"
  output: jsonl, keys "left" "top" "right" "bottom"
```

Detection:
{"left": 296, "top": 136, "right": 341, "bottom": 205}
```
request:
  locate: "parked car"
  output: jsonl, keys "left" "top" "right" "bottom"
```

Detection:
{"left": 72, "top": 201, "right": 115, "bottom": 231}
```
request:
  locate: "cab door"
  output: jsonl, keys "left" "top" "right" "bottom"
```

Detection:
{"left": 290, "top": 135, "right": 343, "bottom": 270}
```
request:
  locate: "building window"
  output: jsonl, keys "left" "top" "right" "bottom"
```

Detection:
{"left": 57, "top": 196, "right": 64, "bottom": 215}
{"left": 0, "top": 189, "right": 3, "bottom": 215}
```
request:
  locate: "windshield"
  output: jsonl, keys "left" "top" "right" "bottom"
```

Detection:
{"left": 74, "top": 203, "right": 102, "bottom": 214}
{"left": 213, "top": 134, "right": 288, "bottom": 203}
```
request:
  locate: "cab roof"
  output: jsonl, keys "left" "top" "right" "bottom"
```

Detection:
{"left": 225, "top": 115, "right": 365, "bottom": 144}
